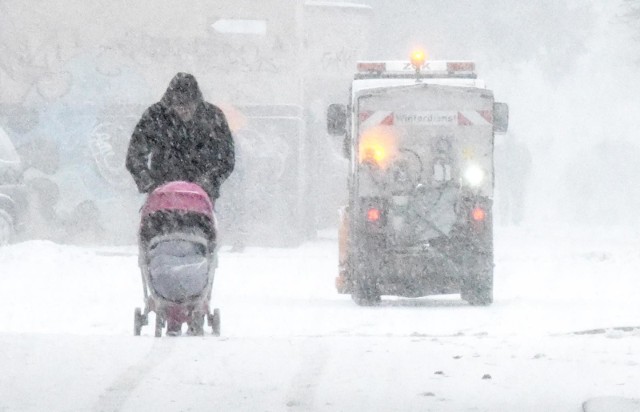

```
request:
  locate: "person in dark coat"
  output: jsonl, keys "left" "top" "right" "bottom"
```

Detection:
{"left": 126, "top": 72, "right": 235, "bottom": 201}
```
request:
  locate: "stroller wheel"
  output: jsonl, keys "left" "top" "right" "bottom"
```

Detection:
{"left": 154, "top": 314, "right": 164, "bottom": 338}
{"left": 208, "top": 308, "right": 221, "bottom": 337}
{"left": 134, "top": 308, "right": 143, "bottom": 336}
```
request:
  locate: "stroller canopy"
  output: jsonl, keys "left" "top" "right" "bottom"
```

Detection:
{"left": 142, "top": 181, "right": 213, "bottom": 220}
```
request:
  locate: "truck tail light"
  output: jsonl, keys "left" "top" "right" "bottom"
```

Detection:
{"left": 367, "top": 208, "right": 382, "bottom": 222}
{"left": 361, "top": 198, "right": 387, "bottom": 231}
{"left": 471, "top": 207, "right": 486, "bottom": 222}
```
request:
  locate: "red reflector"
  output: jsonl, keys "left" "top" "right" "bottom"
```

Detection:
{"left": 367, "top": 208, "right": 381, "bottom": 222}
{"left": 471, "top": 207, "right": 486, "bottom": 222}
{"left": 447, "top": 62, "right": 475, "bottom": 72}
{"left": 358, "top": 62, "right": 386, "bottom": 73}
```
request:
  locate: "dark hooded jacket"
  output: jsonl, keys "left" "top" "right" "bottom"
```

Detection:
{"left": 126, "top": 73, "right": 234, "bottom": 200}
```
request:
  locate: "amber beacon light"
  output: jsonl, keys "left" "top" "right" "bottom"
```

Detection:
{"left": 410, "top": 49, "right": 426, "bottom": 69}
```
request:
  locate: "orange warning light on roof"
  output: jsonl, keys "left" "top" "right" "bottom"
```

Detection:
{"left": 410, "top": 49, "right": 426, "bottom": 69}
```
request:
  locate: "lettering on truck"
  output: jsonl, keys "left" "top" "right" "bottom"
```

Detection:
{"left": 394, "top": 111, "right": 458, "bottom": 126}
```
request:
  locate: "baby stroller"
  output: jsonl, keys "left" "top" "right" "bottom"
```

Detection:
{"left": 133, "top": 181, "right": 220, "bottom": 337}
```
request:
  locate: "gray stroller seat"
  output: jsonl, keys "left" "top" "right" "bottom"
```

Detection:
{"left": 148, "top": 238, "right": 210, "bottom": 302}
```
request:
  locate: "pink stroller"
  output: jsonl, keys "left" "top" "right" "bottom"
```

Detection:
{"left": 133, "top": 181, "right": 220, "bottom": 337}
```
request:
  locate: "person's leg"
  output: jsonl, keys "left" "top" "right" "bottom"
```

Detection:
{"left": 166, "top": 319, "right": 182, "bottom": 336}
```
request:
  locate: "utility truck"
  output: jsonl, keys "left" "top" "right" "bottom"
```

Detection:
{"left": 328, "top": 53, "right": 509, "bottom": 305}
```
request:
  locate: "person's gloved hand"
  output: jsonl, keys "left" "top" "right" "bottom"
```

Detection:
{"left": 196, "top": 174, "right": 219, "bottom": 200}
{"left": 137, "top": 171, "right": 155, "bottom": 193}
{"left": 195, "top": 176, "right": 209, "bottom": 189}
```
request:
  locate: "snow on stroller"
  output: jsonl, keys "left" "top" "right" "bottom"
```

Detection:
{"left": 133, "top": 181, "right": 220, "bottom": 337}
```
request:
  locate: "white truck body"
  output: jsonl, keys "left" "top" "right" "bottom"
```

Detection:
{"left": 332, "top": 59, "right": 507, "bottom": 305}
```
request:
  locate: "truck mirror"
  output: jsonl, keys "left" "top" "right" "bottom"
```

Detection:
{"left": 493, "top": 102, "right": 509, "bottom": 134}
{"left": 327, "top": 104, "right": 347, "bottom": 136}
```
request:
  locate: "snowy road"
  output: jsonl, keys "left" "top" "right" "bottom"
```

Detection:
{"left": 1, "top": 226, "right": 639, "bottom": 411}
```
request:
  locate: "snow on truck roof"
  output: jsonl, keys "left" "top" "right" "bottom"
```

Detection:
{"left": 352, "top": 60, "right": 486, "bottom": 94}
{"left": 356, "top": 60, "right": 477, "bottom": 79}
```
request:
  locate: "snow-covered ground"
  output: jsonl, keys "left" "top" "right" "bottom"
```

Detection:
{"left": 0, "top": 225, "right": 639, "bottom": 411}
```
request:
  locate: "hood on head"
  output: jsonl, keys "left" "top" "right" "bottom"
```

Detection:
{"left": 160, "top": 72, "right": 203, "bottom": 108}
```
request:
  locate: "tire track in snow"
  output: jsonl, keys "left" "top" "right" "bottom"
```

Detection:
{"left": 94, "top": 339, "right": 174, "bottom": 412}
{"left": 284, "top": 339, "right": 330, "bottom": 411}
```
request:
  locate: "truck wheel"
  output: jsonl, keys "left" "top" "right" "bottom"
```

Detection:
{"left": 462, "top": 274, "right": 493, "bottom": 306}
{"left": 351, "top": 272, "right": 381, "bottom": 306}
{"left": 350, "top": 244, "right": 383, "bottom": 306}
{"left": 461, "top": 252, "right": 493, "bottom": 306}
{"left": 0, "top": 211, "right": 14, "bottom": 246}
